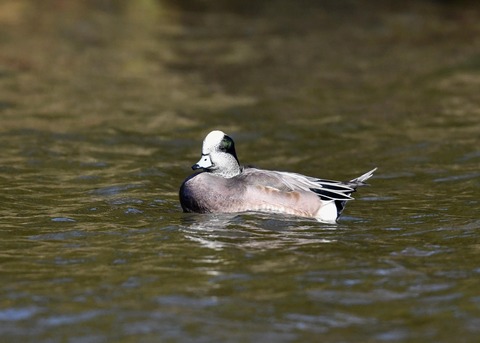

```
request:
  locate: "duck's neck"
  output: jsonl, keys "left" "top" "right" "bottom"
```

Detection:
{"left": 213, "top": 163, "right": 242, "bottom": 178}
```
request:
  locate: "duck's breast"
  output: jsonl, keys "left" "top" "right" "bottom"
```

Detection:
{"left": 179, "top": 172, "right": 245, "bottom": 213}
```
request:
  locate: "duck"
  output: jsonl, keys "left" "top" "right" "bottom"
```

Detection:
{"left": 179, "top": 130, "right": 376, "bottom": 223}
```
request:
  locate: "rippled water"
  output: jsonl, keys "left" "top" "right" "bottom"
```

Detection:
{"left": 1, "top": 1, "right": 480, "bottom": 342}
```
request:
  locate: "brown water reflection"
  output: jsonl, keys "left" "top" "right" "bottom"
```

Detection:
{"left": 1, "top": 0, "right": 479, "bottom": 134}
{"left": 1, "top": 0, "right": 480, "bottom": 342}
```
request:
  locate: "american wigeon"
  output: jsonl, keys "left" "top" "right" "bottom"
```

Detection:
{"left": 179, "top": 130, "right": 376, "bottom": 223}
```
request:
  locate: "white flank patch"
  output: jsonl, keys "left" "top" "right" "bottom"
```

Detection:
{"left": 316, "top": 201, "right": 338, "bottom": 223}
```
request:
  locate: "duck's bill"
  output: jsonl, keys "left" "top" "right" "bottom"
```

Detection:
{"left": 192, "top": 154, "right": 213, "bottom": 170}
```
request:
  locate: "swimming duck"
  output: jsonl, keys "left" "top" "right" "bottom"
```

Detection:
{"left": 179, "top": 130, "right": 376, "bottom": 223}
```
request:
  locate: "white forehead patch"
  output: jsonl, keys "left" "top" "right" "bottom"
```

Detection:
{"left": 202, "top": 130, "right": 226, "bottom": 153}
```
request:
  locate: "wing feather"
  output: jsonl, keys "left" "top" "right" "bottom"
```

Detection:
{"left": 240, "top": 168, "right": 360, "bottom": 202}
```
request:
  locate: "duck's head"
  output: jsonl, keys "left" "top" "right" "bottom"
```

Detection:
{"left": 192, "top": 130, "right": 241, "bottom": 178}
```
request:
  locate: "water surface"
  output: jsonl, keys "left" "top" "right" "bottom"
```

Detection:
{"left": 1, "top": 0, "right": 479, "bottom": 342}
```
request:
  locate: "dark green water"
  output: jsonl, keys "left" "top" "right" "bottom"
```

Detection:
{"left": 1, "top": 1, "right": 479, "bottom": 342}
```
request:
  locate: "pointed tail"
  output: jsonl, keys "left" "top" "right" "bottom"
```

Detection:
{"left": 349, "top": 167, "right": 377, "bottom": 185}
{"left": 334, "top": 167, "right": 377, "bottom": 218}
